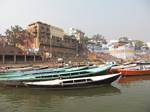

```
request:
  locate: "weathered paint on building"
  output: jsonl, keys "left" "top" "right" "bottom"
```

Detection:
{"left": 109, "top": 44, "right": 135, "bottom": 60}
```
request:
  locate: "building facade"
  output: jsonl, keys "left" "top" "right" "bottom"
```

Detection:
{"left": 109, "top": 44, "right": 135, "bottom": 60}
{"left": 147, "top": 42, "right": 150, "bottom": 49}
{"left": 27, "top": 21, "right": 79, "bottom": 59}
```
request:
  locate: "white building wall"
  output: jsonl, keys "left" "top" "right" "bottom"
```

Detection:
{"left": 109, "top": 45, "right": 135, "bottom": 59}
{"left": 147, "top": 42, "right": 150, "bottom": 48}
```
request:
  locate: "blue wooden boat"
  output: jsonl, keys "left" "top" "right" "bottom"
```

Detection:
{"left": 0, "top": 64, "right": 113, "bottom": 87}
{"left": 0, "top": 66, "right": 89, "bottom": 78}
{"left": 0, "top": 65, "right": 110, "bottom": 80}
{"left": 0, "top": 66, "right": 49, "bottom": 75}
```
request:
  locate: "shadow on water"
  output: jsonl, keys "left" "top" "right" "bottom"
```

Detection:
{"left": 0, "top": 85, "right": 121, "bottom": 98}
{"left": 118, "top": 75, "right": 150, "bottom": 84}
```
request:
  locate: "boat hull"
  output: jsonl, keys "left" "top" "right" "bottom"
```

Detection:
{"left": 110, "top": 64, "right": 137, "bottom": 73}
{"left": 118, "top": 69, "right": 150, "bottom": 76}
{"left": 0, "top": 74, "right": 120, "bottom": 88}
{"left": 23, "top": 74, "right": 121, "bottom": 89}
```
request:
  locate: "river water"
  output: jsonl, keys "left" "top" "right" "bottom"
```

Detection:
{"left": 0, "top": 76, "right": 150, "bottom": 112}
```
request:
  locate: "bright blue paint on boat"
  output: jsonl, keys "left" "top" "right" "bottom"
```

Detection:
{"left": 0, "top": 64, "right": 113, "bottom": 81}
{"left": 0, "top": 67, "right": 70, "bottom": 78}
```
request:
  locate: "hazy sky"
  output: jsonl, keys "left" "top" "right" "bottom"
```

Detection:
{"left": 0, "top": 0, "right": 150, "bottom": 41}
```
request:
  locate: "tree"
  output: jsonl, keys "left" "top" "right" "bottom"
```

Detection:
{"left": 119, "top": 37, "right": 129, "bottom": 43}
{"left": 82, "top": 36, "right": 89, "bottom": 45}
{"left": 132, "top": 40, "right": 144, "bottom": 50}
{"left": 5, "top": 25, "right": 24, "bottom": 45}
{"left": 92, "top": 34, "right": 107, "bottom": 44}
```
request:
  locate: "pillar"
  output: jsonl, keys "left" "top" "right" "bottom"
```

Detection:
{"left": 2, "top": 55, "right": 5, "bottom": 64}
{"left": 14, "top": 55, "right": 16, "bottom": 64}
{"left": 24, "top": 55, "right": 27, "bottom": 63}
{"left": 33, "top": 55, "right": 36, "bottom": 62}
{"left": 42, "top": 56, "right": 44, "bottom": 62}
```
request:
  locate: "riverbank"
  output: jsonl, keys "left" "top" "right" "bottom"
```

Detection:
{"left": 0, "top": 52, "right": 126, "bottom": 68}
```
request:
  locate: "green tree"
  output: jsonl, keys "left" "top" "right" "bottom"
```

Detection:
{"left": 119, "top": 37, "right": 129, "bottom": 43}
{"left": 132, "top": 40, "right": 144, "bottom": 50}
{"left": 82, "top": 36, "right": 89, "bottom": 45}
{"left": 92, "top": 34, "right": 107, "bottom": 44}
{"left": 5, "top": 25, "right": 24, "bottom": 45}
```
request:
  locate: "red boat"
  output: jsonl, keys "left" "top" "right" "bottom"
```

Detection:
{"left": 118, "top": 65, "right": 150, "bottom": 76}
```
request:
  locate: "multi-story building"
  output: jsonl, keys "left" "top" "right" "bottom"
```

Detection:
{"left": 27, "top": 21, "right": 64, "bottom": 48}
{"left": 27, "top": 21, "right": 79, "bottom": 58}
{"left": 109, "top": 44, "right": 135, "bottom": 60}
{"left": 87, "top": 37, "right": 109, "bottom": 53}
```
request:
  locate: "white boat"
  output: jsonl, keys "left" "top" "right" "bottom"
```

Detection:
{"left": 24, "top": 73, "right": 121, "bottom": 88}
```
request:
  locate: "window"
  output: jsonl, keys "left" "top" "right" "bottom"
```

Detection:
{"left": 63, "top": 80, "right": 73, "bottom": 84}
{"left": 86, "top": 79, "right": 92, "bottom": 82}
{"left": 74, "top": 79, "right": 86, "bottom": 83}
{"left": 52, "top": 75, "right": 59, "bottom": 77}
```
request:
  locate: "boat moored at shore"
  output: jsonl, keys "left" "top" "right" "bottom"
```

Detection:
{"left": 0, "top": 64, "right": 115, "bottom": 87}
{"left": 24, "top": 73, "right": 121, "bottom": 88}
{"left": 118, "top": 65, "right": 150, "bottom": 76}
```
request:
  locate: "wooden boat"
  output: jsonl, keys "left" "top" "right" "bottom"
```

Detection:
{"left": 0, "top": 66, "right": 33, "bottom": 74}
{"left": 118, "top": 65, "right": 150, "bottom": 76}
{"left": 110, "top": 64, "right": 137, "bottom": 73}
{"left": 0, "top": 66, "right": 49, "bottom": 76}
{"left": 0, "top": 64, "right": 112, "bottom": 80}
{"left": 0, "top": 65, "right": 110, "bottom": 81}
{"left": 0, "top": 65, "right": 113, "bottom": 87}
{"left": 0, "top": 66, "right": 91, "bottom": 78}
{"left": 23, "top": 73, "right": 121, "bottom": 88}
